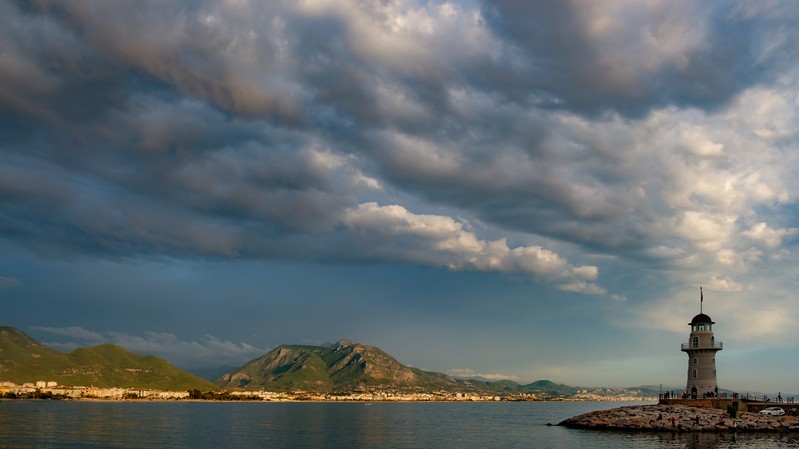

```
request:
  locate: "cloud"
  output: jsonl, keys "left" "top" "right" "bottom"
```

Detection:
{"left": 0, "top": 0, "right": 797, "bottom": 306}
{"left": 0, "top": 276, "right": 20, "bottom": 289}
{"left": 31, "top": 326, "right": 104, "bottom": 343}
{"left": 635, "top": 285, "right": 798, "bottom": 343}
{"left": 743, "top": 222, "right": 799, "bottom": 248}
{"left": 479, "top": 0, "right": 790, "bottom": 117}
{"left": 32, "top": 326, "right": 266, "bottom": 368}
{"left": 342, "top": 202, "right": 605, "bottom": 294}
{"left": 674, "top": 211, "right": 738, "bottom": 252}
{"left": 705, "top": 276, "right": 745, "bottom": 293}
{"left": 446, "top": 368, "right": 518, "bottom": 382}
{"left": 732, "top": 307, "right": 794, "bottom": 340}
{"left": 0, "top": 0, "right": 797, "bottom": 393}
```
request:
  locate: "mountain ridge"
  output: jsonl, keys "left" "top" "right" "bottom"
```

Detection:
{"left": 216, "top": 339, "right": 579, "bottom": 396}
{"left": 0, "top": 326, "right": 215, "bottom": 390}
{"left": 2, "top": 327, "right": 653, "bottom": 397}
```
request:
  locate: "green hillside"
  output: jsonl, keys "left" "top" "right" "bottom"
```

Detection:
{"left": 520, "top": 379, "right": 578, "bottom": 396}
{"left": 0, "top": 327, "right": 215, "bottom": 390}
{"left": 0, "top": 326, "right": 61, "bottom": 371}
{"left": 217, "top": 340, "right": 459, "bottom": 393}
{"left": 2, "top": 328, "right": 657, "bottom": 397}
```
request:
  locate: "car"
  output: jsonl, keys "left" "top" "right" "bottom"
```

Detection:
{"left": 759, "top": 407, "right": 785, "bottom": 416}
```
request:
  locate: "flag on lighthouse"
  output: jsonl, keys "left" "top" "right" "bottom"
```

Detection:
{"left": 700, "top": 286, "right": 703, "bottom": 313}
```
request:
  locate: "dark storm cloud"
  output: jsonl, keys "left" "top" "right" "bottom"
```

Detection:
{"left": 2, "top": 0, "right": 799, "bottom": 384}
{"left": 0, "top": 275, "right": 21, "bottom": 288}
{"left": 2, "top": 0, "right": 473, "bottom": 261}
{"left": 18, "top": 0, "right": 302, "bottom": 121}
{"left": 1, "top": 0, "right": 797, "bottom": 288}
{"left": 479, "top": 0, "right": 774, "bottom": 117}
{"left": 32, "top": 326, "right": 266, "bottom": 368}
{"left": 0, "top": 0, "right": 373, "bottom": 259}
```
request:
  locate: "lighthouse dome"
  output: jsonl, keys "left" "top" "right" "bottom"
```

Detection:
{"left": 690, "top": 313, "right": 715, "bottom": 325}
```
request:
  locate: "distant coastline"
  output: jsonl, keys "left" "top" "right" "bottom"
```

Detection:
{"left": 1, "top": 382, "right": 656, "bottom": 403}
{"left": 1, "top": 327, "right": 662, "bottom": 400}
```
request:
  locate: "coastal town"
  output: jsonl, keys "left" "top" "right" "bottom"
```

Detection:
{"left": 0, "top": 380, "right": 654, "bottom": 402}
{"left": 0, "top": 326, "right": 660, "bottom": 403}
{"left": 4, "top": 294, "right": 799, "bottom": 437}
{"left": 0, "top": 293, "right": 790, "bottom": 418}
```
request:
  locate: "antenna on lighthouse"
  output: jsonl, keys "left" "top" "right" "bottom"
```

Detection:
{"left": 700, "top": 286, "right": 703, "bottom": 314}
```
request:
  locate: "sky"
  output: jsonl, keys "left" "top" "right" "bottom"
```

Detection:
{"left": 1, "top": 0, "right": 798, "bottom": 393}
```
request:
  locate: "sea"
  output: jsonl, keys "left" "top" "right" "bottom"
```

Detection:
{"left": 2, "top": 400, "right": 799, "bottom": 449}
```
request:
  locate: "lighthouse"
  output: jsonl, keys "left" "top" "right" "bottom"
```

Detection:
{"left": 681, "top": 287, "right": 722, "bottom": 399}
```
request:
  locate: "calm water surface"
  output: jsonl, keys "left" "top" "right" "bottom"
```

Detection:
{"left": 2, "top": 400, "right": 799, "bottom": 448}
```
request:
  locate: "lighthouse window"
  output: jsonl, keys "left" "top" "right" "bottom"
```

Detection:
{"left": 693, "top": 358, "right": 698, "bottom": 365}
{"left": 692, "top": 336, "right": 699, "bottom": 348}
{"left": 699, "top": 324, "right": 705, "bottom": 331}
{"left": 692, "top": 369, "right": 697, "bottom": 379}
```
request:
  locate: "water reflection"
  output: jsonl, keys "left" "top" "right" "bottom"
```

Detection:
{"left": 574, "top": 429, "right": 799, "bottom": 449}
{"left": 661, "top": 431, "right": 799, "bottom": 449}
{"left": 3, "top": 401, "right": 799, "bottom": 449}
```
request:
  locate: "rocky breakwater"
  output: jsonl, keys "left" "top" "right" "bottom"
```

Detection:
{"left": 559, "top": 404, "right": 799, "bottom": 432}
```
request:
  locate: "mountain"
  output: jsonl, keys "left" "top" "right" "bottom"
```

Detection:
{"left": 216, "top": 339, "right": 500, "bottom": 393}
{"left": 1, "top": 328, "right": 653, "bottom": 396}
{"left": 217, "top": 339, "right": 438, "bottom": 392}
{"left": 0, "top": 326, "right": 215, "bottom": 390}
{"left": 519, "top": 379, "right": 578, "bottom": 396}
{"left": 216, "top": 339, "right": 578, "bottom": 396}
{"left": 0, "top": 326, "right": 61, "bottom": 371}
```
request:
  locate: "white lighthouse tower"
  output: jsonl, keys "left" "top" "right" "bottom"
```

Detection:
{"left": 681, "top": 287, "right": 722, "bottom": 399}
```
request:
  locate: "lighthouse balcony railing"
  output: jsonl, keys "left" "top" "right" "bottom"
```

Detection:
{"left": 681, "top": 342, "right": 723, "bottom": 350}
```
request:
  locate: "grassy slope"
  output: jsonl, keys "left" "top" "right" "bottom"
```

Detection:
{"left": 222, "top": 345, "right": 335, "bottom": 392}
{"left": 257, "top": 347, "right": 333, "bottom": 392}
{"left": 0, "top": 328, "right": 215, "bottom": 390}
{"left": 3, "top": 328, "right": 583, "bottom": 395}
{"left": 0, "top": 326, "right": 61, "bottom": 369}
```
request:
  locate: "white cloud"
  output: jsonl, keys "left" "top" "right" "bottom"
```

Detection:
{"left": 576, "top": 0, "right": 708, "bottom": 77}
{"left": 743, "top": 222, "right": 798, "bottom": 248}
{"left": 559, "top": 281, "right": 607, "bottom": 296}
{"left": 728, "top": 88, "right": 798, "bottom": 143}
{"left": 0, "top": 275, "right": 20, "bottom": 288}
{"left": 446, "top": 368, "right": 518, "bottom": 381}
{"left": 635, "top": 287, "right": 797, "bottom": 343}
{"left": 705, "top": 276, "right": 744, "bottom": 293}
{"left": 296, "top": 0, "right": 490, "bottom": 72}
{"left": 678, "top": 124, "right": 724, "bottom": 157}
{"left": 32, "top": 326, "right": 266, "bottom": 368}
{"left": 714, "top": 242, "right": 762, "bottom": 268}
{"left": 647, "top": 246, "right": 687, "bottom": 260}
{"left": 732, "top": 307, "right": 793, "bottom": 340}
{"left": 342, "top": 202, "right": 606, "bottom": 295}
{"left": 674, "top": 211, "right": 737, "bottom": 252}
{"left": 32, "top": 326, "right": 104, "bottom": 343}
